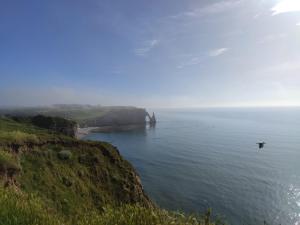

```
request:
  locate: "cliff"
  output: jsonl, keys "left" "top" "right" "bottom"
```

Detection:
{"left": 0, "top": 116, "right": 215, "bottom": 225}
{"left": 81, "top": 107, "right": 147, "bottom": 127}
{"left": 0, "top": 117, "right": 152, "bottom": 215}
{"left": 0, "top": 105, "right": 148, "bottom": 128}
{"left": 10, "top": 115, "right": 78, "bottom": 137}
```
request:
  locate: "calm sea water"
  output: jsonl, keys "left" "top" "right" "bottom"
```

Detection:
{"left": 84, "top": 107, "right": 300, "bottom": 225}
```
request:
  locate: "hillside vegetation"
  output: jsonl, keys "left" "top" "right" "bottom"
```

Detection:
{"left": 0, "top": 105, "right": 147, "bottom": 127}
{"left": 0, "top": 116, "right": 217, "bottom": 225}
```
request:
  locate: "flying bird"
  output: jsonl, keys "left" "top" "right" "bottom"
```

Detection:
{"left": 256, "top": 142, "right": 266, "bottom": 149}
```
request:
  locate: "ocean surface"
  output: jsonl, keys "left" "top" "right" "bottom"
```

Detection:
{"left": 83, "top": 107, "right": 300, "bottom": 225}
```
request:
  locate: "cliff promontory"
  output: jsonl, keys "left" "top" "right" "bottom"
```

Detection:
{"left": 0, "top": 105, "right": 148, "bottom": 128}
{"left": 0, "top": 116, "right": 214, "bottom": 225}
{"left": 0, "top": 117, "right": 151, "bottom": 213}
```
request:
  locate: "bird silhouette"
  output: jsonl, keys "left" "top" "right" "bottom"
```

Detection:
{"left": 256, "top": 142, "right": 266, "bottom": 149}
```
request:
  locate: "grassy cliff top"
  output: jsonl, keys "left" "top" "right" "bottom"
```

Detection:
{"left": 0, "top": 105, "right": 146, "bottom": 124}
{"left": 0, "top": 117, "right": 217, "bottom": 225}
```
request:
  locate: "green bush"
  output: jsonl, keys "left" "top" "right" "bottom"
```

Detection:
{"left": 58, "top": 150, "right": 72, "bottom": 160}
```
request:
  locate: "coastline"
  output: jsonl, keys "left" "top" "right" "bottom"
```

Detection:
{"left": 76, "top": 124, "right": 146, "bottom": 139}
{"left": 76, "top": 127, "right": 99, "bottom": 139}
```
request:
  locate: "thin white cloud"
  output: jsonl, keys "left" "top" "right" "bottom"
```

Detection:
{"left": 297, "top": 22, "right": 300, "bottom": 26}
{"left": 258, "top": 33, "right": 288, "bottom": 44}
{"left": 208, "top": 48, "right": 229, "bottom": 57}
{"left": 271, "top": 0, "right": 300, "bottom": 15}
{"left": 177, "top": 47, "right": 229, "bottom": 68}
{"left": 198, "top": 0, "right": 242, "bottom": 15}
{"left": 169, "top": 11, "right": 196, "bottom": 19}
{"left": 170, "top": 0, "right": 242, "bottom": 19}
{"left": 177, "top": 57, "right": 202, "bottom": 69}
{"left": 134, "top": 39, "right": 159, "bottom": 56}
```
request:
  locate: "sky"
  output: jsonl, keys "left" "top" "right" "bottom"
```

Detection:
{"left": 0, "top": 0, "right": 300, "bottom": 108}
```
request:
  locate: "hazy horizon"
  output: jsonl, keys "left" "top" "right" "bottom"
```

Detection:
{"left": 1, "top": 103, "right": 300, "bottom": 111}
{"left": 1, "top": 0, "right": 300, "bottom": 108}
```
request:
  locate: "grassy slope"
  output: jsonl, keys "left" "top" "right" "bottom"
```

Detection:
{"left": 0, "top": 105, "right": 140, "bottom": 124}
{"left": 0, "top": 187, "right": 215, "bottom": 225}
{"left": 0, "top": 117, "right": 71, "bottom": 145}
{"left": 0, "top": 117, "right": 216, "bottom": 225}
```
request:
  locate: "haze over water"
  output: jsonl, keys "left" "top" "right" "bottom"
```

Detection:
{"left": 84, "top": 107, "right": 300, "bottom": 225}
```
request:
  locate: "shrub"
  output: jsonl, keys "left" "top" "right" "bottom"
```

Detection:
{"left": 58, "top": 150, "right": 72, "bottom": 160}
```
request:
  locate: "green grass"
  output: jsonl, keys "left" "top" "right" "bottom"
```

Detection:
{"left": 0, "top": 187, "right": 217, "bottom": 225}
{"left": 0, "top": 117, "right": 220, "bottom": 225}
{"left": 0, "top": 131, "right": 39, "bottom": 145}
{"left": 0, "top": 106, "right": 145, "bottom": 126}
{"left": 0, "top": 118, "right": 46, "bottom": 134}
{"left": 0, "top": 118, "right": 47, "bottom": 146}
{"left": 56, "top": 108, "right": 109, "bottom": 121}
{"left": 0, "top": 150, "right": 19, "bottom": 169}
{"left": 0, "top": 187, "right": 63, "bottom": 225}
{"left": 18, "top": 141, "right": 153, "bottom": 217}
{"left": 77, "top": 204, "right": 213, "bottom": 225}
{"left": 0, "top": 107, "right": 112, "bottom": 123}
{"left": 0, "top": 118, "right": 74, "bottom": 146}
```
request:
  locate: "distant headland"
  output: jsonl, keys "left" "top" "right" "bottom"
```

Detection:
{"left": 0, "top": 104, "right": 156, "bottom": 137}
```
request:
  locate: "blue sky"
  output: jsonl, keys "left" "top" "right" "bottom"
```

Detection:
{"left": 0, "top": 0, "right": 299, "bottom": 107}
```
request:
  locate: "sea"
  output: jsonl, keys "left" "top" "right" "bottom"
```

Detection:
{"left": 83, "top": 107, "right": 300, "bottom": 225}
